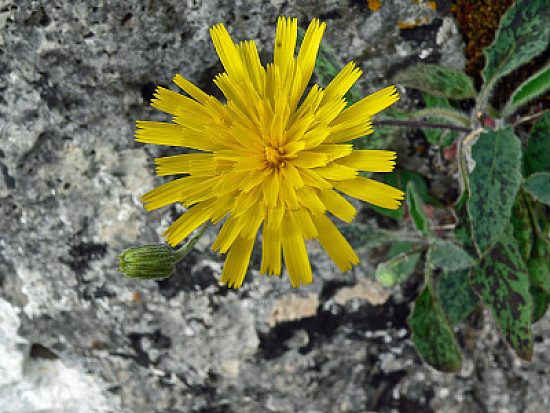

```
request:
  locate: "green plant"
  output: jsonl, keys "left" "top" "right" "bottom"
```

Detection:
{"left": 312, "top": 0, "right": 550, "bottom": 371}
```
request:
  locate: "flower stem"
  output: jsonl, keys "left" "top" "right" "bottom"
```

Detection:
{"left": 373, "top": 119, "right": 472, "bottom": 133}
{"left": 173, "top": 222, "right": 211, "bottom": 262}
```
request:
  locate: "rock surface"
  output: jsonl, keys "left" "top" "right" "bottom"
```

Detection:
{"left": 1, "top": 1, "right": 549, "bottom": 412}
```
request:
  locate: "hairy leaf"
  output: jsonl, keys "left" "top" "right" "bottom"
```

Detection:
{"left": 482, "top": 0, "right": 550, "bottom": 88}
{"left": 407, "top": 181, "right": 431, "bottom": 235}
{"left": 454, "top": 191, "right": 477, "bottom": 257}
{"left": 528, "top": 235, "right": 550, "bottom": 294}
{"left": 395, "top": 63, "right": 476, "bottom": 99}
{"left": 468, "top": 127, "right": 522, "bottom": 255}
{"left": 525, "top": 112, "right": 550, "bottom": 175}
{"left": 438, "top": 268, "right": 479, "bottom": 326}
{"left": 531, "top": 285, "right": 550, "bottom": 323}
{"left": 374, "top": 250, "right": 421, "bottom": 287}
{"left": 428, "top": 241, "right": 476, "bottom": 271}
{"left": 469, "top": 224, "right": 533, "bottom": 360}
{"left": 422, "top": 94, "right": 460, "bottom": 147}
{"left": 523, "top": 172, "right": 550, "bottom": 205}
{"left": 510, "top": 193, "right": 534, "bottom": 261}
{"left": 410, "top": 285, "right": 462, "bottom": 372}
{"left": 505, "top": 62, "right": 550, "bottom": 115}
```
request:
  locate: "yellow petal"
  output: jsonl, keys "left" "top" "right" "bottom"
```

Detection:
{"left": 337, "top": 150, "right": 397, "bottom": 172}
{"left": 311, "top": 213, "right": 359, "bottom": 272}
{"left": 296, "top": 186, "right": 326, "bottom": 216}
{"left": 292, "top": 19, "right": 326, "bottom": 109}
{"left": 135, "top": 121, "right": 220, "bottom": 151}
{"left": 335, "top": 177, "right": 405, "bottom": 209}
{"left": 261, "top": 220, "right": 282, "bottom": 276}
{"left": 298, "top": 168, "right": 332, "bottom": 190}
{"left": 221, "top": 235, "right": 255, "bottom": 288}
{"left": 319, "top": 190, "right": 357, "bottom": 223}
{"left": 321, "top": 61, "right": 362, "bottom": 104}
{"left": 310, "top": 144, "right": 354, "bottom": 163}
{"left": 172, "top": 74, "right": 211, "bottom": 105}
{"left": 316, "top": 96, "right": 347, "bottom": 125}
{"left": 239, "top": 201, "right": 265, "bottom": 239}
{"left": 328, "top": 120, "right": 373, "bottom": 143}
{"left": 150, "top": 87, "right": 210, "bottom": 123}
{"left": 282, "top": 215, "right": 312, "bottom": 287}
{"left": 301, "top": 125, "right": 331, "bottom": 150}
{"left": 274, "top": 17, "right": 298, "bottom": 79}
{"left": 140, "top": 176, "right": 199, "bottom": 211}
{"left": 214, "top": 73, "right": 258, "bottom": 121}
{"left": 292, "top": 150, "right": 329, "bottom": 168}
{"left": 212, "top": 215, "right": 242, "bottom": 253}
{"left": 238, "top": 40, "right": 265, "bottom": 96}
{"left": 290, "top": 208, "right": 318, "bottom": 240}
{"left": 267, "top": 205, "right": 285, "bottom": 230}
{"left": 209, "top": 23, "right": 245, "bottom": 80}
{"left": 312, "top": 163, "right": 358, "bottom": 181}
{"left": 279, "top": 175, "right": 300, "bottom": 209}
{"left": 332, "top": 85, "right": 399, "bottom": 126}
{"left": 155, "top": 153, "right": 215, "bottom": 176}
{"left": 163, "top": 201, "right": 213, "bottom": 246}
{"left": 281, "top": 163, "right": 304, "bottom": 188}
{"left": 262, "top": 170, "right": 280, "bottom": 208}
{"left": 232, "top": 187, "right": 262, "bottom": 217}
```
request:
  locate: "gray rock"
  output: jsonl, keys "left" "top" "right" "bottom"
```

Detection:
{"left": 1, "top": 1, "right": 548, "bottom": 412}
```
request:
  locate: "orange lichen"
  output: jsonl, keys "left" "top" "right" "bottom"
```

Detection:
{"left": 367, "top": 0, "right": 383, "bottom": 11}
{"left": 398, "top": 17, "right": 429, "bottom": 30}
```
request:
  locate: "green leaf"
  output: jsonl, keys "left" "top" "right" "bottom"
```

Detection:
{"left": 407, "top": 181, "right": 431, "bottom": 235}
{"left": 394, "top": 63, "right": 476, "bottom": 99}
{"left": 422, "top": 94, "right": 460, "bottom": 147}
{"left": 370, "top": 170, "right": 437, "bottom": 220}
{"left": 525, "top": 111, "right": 550, "bottom": 175}
{"left": 531, "top": 285, "right": 550, "bottom": 322}
{"left": 437, "top": 268, "right": 480, "bottom": 326}
{"left": 389, "top": 240, "right": 413, "bottom": 258}
{"left": 454, "top": 191, "right": 477, "bottom": 257}
{"left": 339, "top": 225, "right": 405, "bottom": 250}
{"left": 428, "top": 241, "right": 477, "bottom": 271}
{"left": 468, "top": 127, "right": 522, "bottom": 255}
{"left": 510, "top": 193, "right": 534, "bottom": 261}
{"left": 528, "top": 235, "right": 550, "bottom": 294}
{"left": 523, "top": 172, "right": 550, "bottom": 205}
{"left": 505, "top": 62, "right": 550, "bottom": 116}
{"left": 482, "top": 0, "right": 550, "bottom": 88}
{"left": 374, "top": 250, "right": 421, "bottom": 287}
{"left": 469, "top": 224, "right": 533, "bottom": 360}
{"left": 409, "top": 285, "right": 463, "bottom": 372}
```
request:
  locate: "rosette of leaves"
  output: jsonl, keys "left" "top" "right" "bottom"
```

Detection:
{"left": 311, "top": 0, "right": 550, "bottom": 372}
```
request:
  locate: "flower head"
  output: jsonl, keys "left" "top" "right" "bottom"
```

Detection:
{"left": 136, "top": 17, "right": 404, "bottom": 288}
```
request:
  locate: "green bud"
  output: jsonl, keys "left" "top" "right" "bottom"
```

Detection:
{"left": 118, "top": 244, "right": 178, "bottom": 279}
{"left": 375, "top": 264, "right": 396, "bottom": 287}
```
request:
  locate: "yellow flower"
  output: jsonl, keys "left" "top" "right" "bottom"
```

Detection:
{"left": 136, "top": 17, "right": 404, "bottom": 288}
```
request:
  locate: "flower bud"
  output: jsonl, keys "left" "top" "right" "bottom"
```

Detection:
{"left": 118, "top": 244, "right": 177, "bottom": 279}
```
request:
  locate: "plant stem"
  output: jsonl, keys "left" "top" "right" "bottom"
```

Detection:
{"left": 173, "top": 222, "right": 211, "bottom": 262}
{"left": 409, "top": 108, "right": 471, "bottom": 127}
{"left": 373, "top": 119, "right": 472, "bottom": 133}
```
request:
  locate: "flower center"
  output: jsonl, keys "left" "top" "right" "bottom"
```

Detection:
{"left": 264, "top": 145, "right": 285, "bottom": 168}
